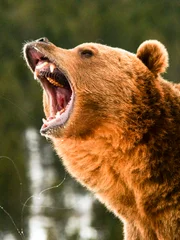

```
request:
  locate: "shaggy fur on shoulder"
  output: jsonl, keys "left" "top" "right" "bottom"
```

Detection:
{"left": 23, "top": 38, "right": 180, "bottom": 240}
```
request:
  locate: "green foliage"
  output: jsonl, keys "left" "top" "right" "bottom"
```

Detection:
{"left": 0, "top": 0, "right": 179, "bottom": 239}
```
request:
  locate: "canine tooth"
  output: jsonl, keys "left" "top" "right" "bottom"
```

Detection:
{"left": 42, "top": 118, "right": 48, "bottom": 123}
{"left": 34, "top": 70, "right": 38, "bottom": 80}
{"left": 42, "top": 118, "right": 47, "bottom": 124}
{"left": 56, "top": 111, "right": 60, "bottom": 117}
{"left": 36, "top": 61, "right": 49, "bottom": 69}
{"left": 50, "top": 63, "right": 55, "bottom": 73}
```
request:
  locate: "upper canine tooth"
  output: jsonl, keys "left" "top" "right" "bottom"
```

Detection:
{"left": 34, "top": 70, "right": 38, "bottom": 80}
{"left": 36, "top": 62, "right": 49, "bottom": 69}
{"left": 50, "top": 63, "right": 56, "bottom": 73}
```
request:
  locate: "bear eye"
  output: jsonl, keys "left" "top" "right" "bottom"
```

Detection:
{"left": 80, "top": 49, "right": 94, "bottom": 58}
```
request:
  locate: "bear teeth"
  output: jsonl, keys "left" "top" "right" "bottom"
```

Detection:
{"left": 47, "top": 77, "right": 64, "bottom": 88}
{"left": 42, "top": 109, "right": 66, "bottom": 124}
{"left": 34, "top": 71, "right": 38, "bottom": 80}
{"left": 36, "top": 61, "right": 49, "bottom": 69}
{"left": 34, "top": 61, "right": 63, "bottom": 87}
{"left": 50, "top": 63, "right": 55, "bottom": 73}
{"left": 41, "top": 108, "right": 66, "bottom": 129}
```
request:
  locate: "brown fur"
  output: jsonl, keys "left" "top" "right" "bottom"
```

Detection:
{"left": 24, "top": 39, "right": 180, "bottom": 239}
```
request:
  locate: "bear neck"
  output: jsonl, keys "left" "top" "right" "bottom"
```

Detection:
{"left": 51, "top": 77, "right": 180, "bottom": 220}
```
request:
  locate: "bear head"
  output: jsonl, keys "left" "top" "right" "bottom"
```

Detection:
{"left": 23, "top": 39, "right": 169, "bottom": 143}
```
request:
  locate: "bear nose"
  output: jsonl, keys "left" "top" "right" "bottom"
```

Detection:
{"left": 36, "top": 37, "right": 49, "bottom": 43}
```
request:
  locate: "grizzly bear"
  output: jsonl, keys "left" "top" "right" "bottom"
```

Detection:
{"left": 23, "top": 37, "right": 180, "bottom": 240}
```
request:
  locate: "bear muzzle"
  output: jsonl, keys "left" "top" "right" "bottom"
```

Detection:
{"left": 23, "top": 40, "right": 74, "bottom": 137}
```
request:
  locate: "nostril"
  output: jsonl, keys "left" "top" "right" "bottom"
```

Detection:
{"left": 36, "top": 37, "right": 49, "bottom": 43}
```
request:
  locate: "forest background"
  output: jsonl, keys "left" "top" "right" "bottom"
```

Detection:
{"left": 0, "top": 1, "right": 180, "bottom": 240}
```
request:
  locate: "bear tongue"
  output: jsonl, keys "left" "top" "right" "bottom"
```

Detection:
{"left": 41, "top": 88, "right": 70, "bottom": 129}
{"left": 46, "top": 86, "right": 70, "bottom": 118}
{"left": 56, "top": 88, "right": 67, "bottom": 110}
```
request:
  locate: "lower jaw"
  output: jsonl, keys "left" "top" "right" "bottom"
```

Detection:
{"left": 40, "top": 110, "right": 66, "bottom": 137}
{"left": 40, "top": 123, "right": 65, "bottom": 138}
{"left": 41, "top": 92, "right": 74, "bottom": 137}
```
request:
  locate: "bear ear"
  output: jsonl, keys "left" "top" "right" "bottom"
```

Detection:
{"left": 136, "top": 40, "right": 169, "bottom": 75}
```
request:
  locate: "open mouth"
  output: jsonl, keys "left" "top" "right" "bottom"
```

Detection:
{"left": 24, "top": 46, "right": 74, "bottom": 135}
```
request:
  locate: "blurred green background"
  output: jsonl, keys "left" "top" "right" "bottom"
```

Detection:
{"left": 0, "top": 1, "right": 179, "bottom": 240}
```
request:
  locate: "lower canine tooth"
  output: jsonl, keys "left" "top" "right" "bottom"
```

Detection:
{"left": 56, "top": 111, "right": 61, "bottom": 117}
{"left": 42, "top": 118, "right": 47, "bottom": 124}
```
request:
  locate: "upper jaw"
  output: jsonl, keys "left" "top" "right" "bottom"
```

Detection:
{"left": 23, "top": 42, "right": 75, "bottom": 137}
{"left": 24, "top": 42, "right": 58, "bottom": 74}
